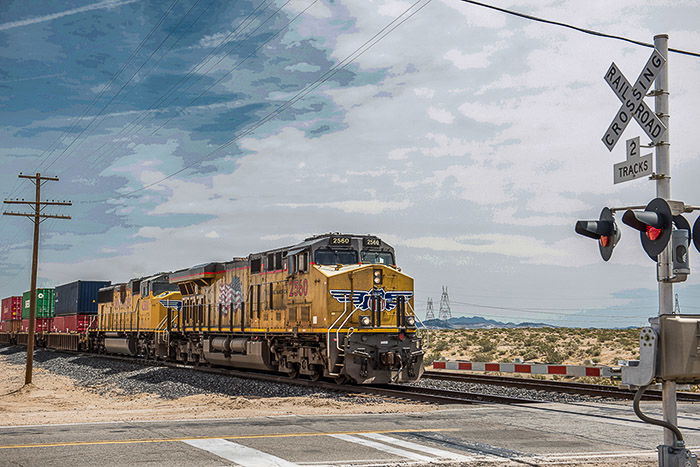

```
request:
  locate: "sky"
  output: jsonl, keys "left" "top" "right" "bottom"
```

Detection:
{"left": 1, "top": 0, "right": 700, "bottom": 327}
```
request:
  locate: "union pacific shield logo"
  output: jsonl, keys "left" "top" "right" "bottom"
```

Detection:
{"left": 329, "top": 288, "right": 412, "bottom": 311}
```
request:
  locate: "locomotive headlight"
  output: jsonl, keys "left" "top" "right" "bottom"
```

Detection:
{"left": 405, "top": 316, "right": 416, "bottom": 327}
{"left": 373, "top": 269, "right": 382, "bottom": 285}
{"left": 360, "top": 316, "right": 371, "bottom": 326}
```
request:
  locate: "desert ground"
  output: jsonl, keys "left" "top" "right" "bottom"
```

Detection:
{"left": 420, "top": 327, "right": 640, "bottom": 367}
{"left": 0, "top": 348, "right": 429, "bottom": 426}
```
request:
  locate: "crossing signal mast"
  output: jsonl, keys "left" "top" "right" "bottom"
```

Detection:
{"left": 575, "top": 35, "right": 700, "bottom": 466}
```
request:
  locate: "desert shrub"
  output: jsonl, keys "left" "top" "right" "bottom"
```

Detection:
{"left": 433, "top": 340, "right": 449, "bottom": 352}
{"left": 478, "top": 340, "right": 497, "bottom": 353}
{"left": 472, "top": 351, "right": 496, "bottom": 362}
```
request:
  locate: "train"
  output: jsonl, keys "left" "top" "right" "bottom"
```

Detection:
{"left": 0, "top": 233, "right": 424, "bottom": 384}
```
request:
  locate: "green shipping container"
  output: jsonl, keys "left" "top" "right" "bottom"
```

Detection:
{"left": 22, "top": 288, "right": 55, "bottom": 319}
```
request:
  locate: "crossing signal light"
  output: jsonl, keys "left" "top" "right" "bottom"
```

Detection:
{"left": 575, "top": 207, "right": 620, "bottom": 261}
{"left": 694, "top": 216, "right": 700, "bottom": 253}
{"left": 622, "top": 198, "right": 672, "bottom": 259}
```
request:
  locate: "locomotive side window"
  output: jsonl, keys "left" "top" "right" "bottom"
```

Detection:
{"left": 360, "top": 251, "right": 395, "bottom": 265}
{"left": 298, "top": 251, "right": 309, "bottom": 273}
{"left": 251, "top": 258, "right": 262, "bottom": 274}
{"left": 288, "top": 256, "right": 297, "bottom": 274}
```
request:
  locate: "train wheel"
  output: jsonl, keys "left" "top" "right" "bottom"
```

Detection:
{"left": 308, "top": 365, "right": 322, "bottom": 382}
{"left": 334, "top": 374, "right": 348, "bottom": 385}
{"left": 287, "top": 364, "right": 299, "bottom": 379}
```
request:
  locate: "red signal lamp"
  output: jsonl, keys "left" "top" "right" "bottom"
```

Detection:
{"left": 646, "top": 226, "right": 662, "bottom": 241}
{"left": 599, "top": 236, "right": 610, "bottom": 247}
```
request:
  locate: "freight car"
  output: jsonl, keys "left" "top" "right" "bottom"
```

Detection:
{"left": 0, "top": 233, "right": 424, "bottom": 385}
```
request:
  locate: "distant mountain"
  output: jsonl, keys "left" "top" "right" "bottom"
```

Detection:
{"left": 419, "top": 316, "right": 555, "bottom": 329}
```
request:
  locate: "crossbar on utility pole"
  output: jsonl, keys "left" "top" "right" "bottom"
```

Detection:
{"left": 2, "top": 172, "right": 71, "bottom": 385}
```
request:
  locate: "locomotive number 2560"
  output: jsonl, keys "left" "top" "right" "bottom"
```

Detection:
{"left": 288, "top": 279, "right": 308, "bottom": 297}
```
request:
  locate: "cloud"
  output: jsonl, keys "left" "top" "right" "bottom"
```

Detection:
{"left": 0, "top": 0, "right": 140, "bottom": 31}
{"left": 285, "top": 62, "right": 321, "bottom": 72}
{"left": 427, "top": 106, "right": 455, "bottom": 124}
{"left": 279, "top": 200, "right": 413, "bottom": 215}
{"left": 444, "top": 46, "right": 497, "bottom": 70}
{"left": 384, "top": 233, "right": 566, "bottom": 260}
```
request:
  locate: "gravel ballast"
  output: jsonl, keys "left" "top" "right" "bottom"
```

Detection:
{"left": 0, "top": 346, "right": 386, "bottom": 403}
{"left": 411, "top": 376, "right": 626, "bottom": 404}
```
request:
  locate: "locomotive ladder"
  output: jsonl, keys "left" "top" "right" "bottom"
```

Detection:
{"left": 327, "top": 297, "right": 361, "bottom": 377}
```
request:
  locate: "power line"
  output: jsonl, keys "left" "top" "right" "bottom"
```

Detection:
{"left": 458, "top": 0, "right": 700, "bottom": 58}
{"left": 69, "top": 0, "right": 301, "bottom": 177}
{"left": 413, "top": 297, "right": 656, "bottom": 318}
{"left": 43, "top": 0, "right": 190, "bottom": 172}
{"left": 57, "top": 0, "right": 277, "bottom": 177}
{"left": 105, "top": 0, "right": 433, "bottom": 201}
{"left": 31, "top": 0, "right": 184, "bottom": 176}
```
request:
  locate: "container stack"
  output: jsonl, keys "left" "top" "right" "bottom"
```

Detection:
{"left": 1, "top": 296, "right": 22, "bottom": 333}
{"left": 22, "top": 288, "right": 55, "bottom": 333}
{"left": 53, "top": 280, "right": 111, "bottom": 332}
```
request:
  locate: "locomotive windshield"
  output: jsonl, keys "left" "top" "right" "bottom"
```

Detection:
{"left": 360, "top": 251, "right": 394, "bottom": 265}
{"left": 314, "top": 248, "right": 358, "bottom": 265}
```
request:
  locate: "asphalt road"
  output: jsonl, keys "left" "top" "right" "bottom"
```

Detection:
{"left": 1, "top": 401, "right": 699, "bottom": 466}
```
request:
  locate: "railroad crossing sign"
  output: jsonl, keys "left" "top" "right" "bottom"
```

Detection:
{"left": 613, "top": 136, "right": 653, "bottom": 184}
{"left": 602, "top": 49, "right": 667, "bottom": 151}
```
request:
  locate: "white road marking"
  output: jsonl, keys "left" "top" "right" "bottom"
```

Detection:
{"left": 329, "top": 434, "right": 434, "bottom": 462}
{"left": 358, "top": 432, "right": 475, "bottom": 461}
{"left": 183, "top": 438, "right": 299, "bottom": 467}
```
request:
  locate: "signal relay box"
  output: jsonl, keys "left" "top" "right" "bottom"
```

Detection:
{"left": 658, "top": 314, "right": 700, "bottom": 383}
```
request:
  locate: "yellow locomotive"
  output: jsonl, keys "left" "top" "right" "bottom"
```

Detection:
{"left": 95, "top": 233, "right": 423, "bottom": 384}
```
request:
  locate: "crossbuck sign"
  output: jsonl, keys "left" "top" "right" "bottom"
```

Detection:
{"left": 602, "top": 50, "right": 667, "bottom": 151}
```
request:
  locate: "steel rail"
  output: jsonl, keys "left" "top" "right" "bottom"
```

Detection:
{"left": 424, "top": 370, "right": 700, "bottom": 402}
{"left": 1, "top": 345, "right": 538, "bottom": 406}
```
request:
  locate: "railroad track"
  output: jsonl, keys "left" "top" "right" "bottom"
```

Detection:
{"left": 161, "top": 360, "right": 541, "bottom": 405}
{"left": 424, "top": 370, "right": 700, "bottom": 402}
{"left": 2, "top": 345, "right": 539, "bottom": 406}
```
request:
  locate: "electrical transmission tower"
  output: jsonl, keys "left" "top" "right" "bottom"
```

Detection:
{"left": 438, "top": 286, "right": 452, "bottom": 321}
{"left": 425, "top": 298, "right": 435, "bottom": 320}
{"left": 674, "top": 293, "right": 681, "bottom": 313}
{"left": 3, "top": 173, "right": 71, "bottom": 385}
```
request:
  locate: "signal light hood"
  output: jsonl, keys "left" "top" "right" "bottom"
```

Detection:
{"left": 622, "top": 198, "right": 673, "bottom": 259}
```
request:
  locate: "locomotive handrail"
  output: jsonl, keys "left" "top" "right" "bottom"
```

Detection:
{"left": 334, "top": 303, "right": 362, "bottom": 351}
{"left": 155, "top": 308, "right": 179, "bottom": 331}
{"left": 326, "top": 298, "right": 361, "bottom": 375}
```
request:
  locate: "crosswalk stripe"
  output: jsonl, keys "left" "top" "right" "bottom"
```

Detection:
{"left": 329, "top": 434, "right": 434, "bottom": 462}
{"left": 358, "top": 433, "right": 475, "bottom": 461}
{"left": 183, "top": 438, "right": 299, "bottom": 467}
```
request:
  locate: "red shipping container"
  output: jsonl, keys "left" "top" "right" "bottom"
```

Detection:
{"left": 21, "top": 318, "right": 53, "bottom": 333}
{"left": 1, "top": 296, "right": 22, "bottom": 321}
{"left": 0, "top": 320, "right": 20, "bottom": 333}
{"left": 52, "top": 314, "right": 97, "bottom": 333}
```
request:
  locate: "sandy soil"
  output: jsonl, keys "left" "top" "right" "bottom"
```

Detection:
{"left": 422, "top": 328, "right": 641, "bottom": 367}
{"left": 0, "top": 359, "right": 430, "bottom": 426}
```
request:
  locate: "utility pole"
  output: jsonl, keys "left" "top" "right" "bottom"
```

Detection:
{"left": 3, "top": 173, "right": 71, "bottom": 385}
